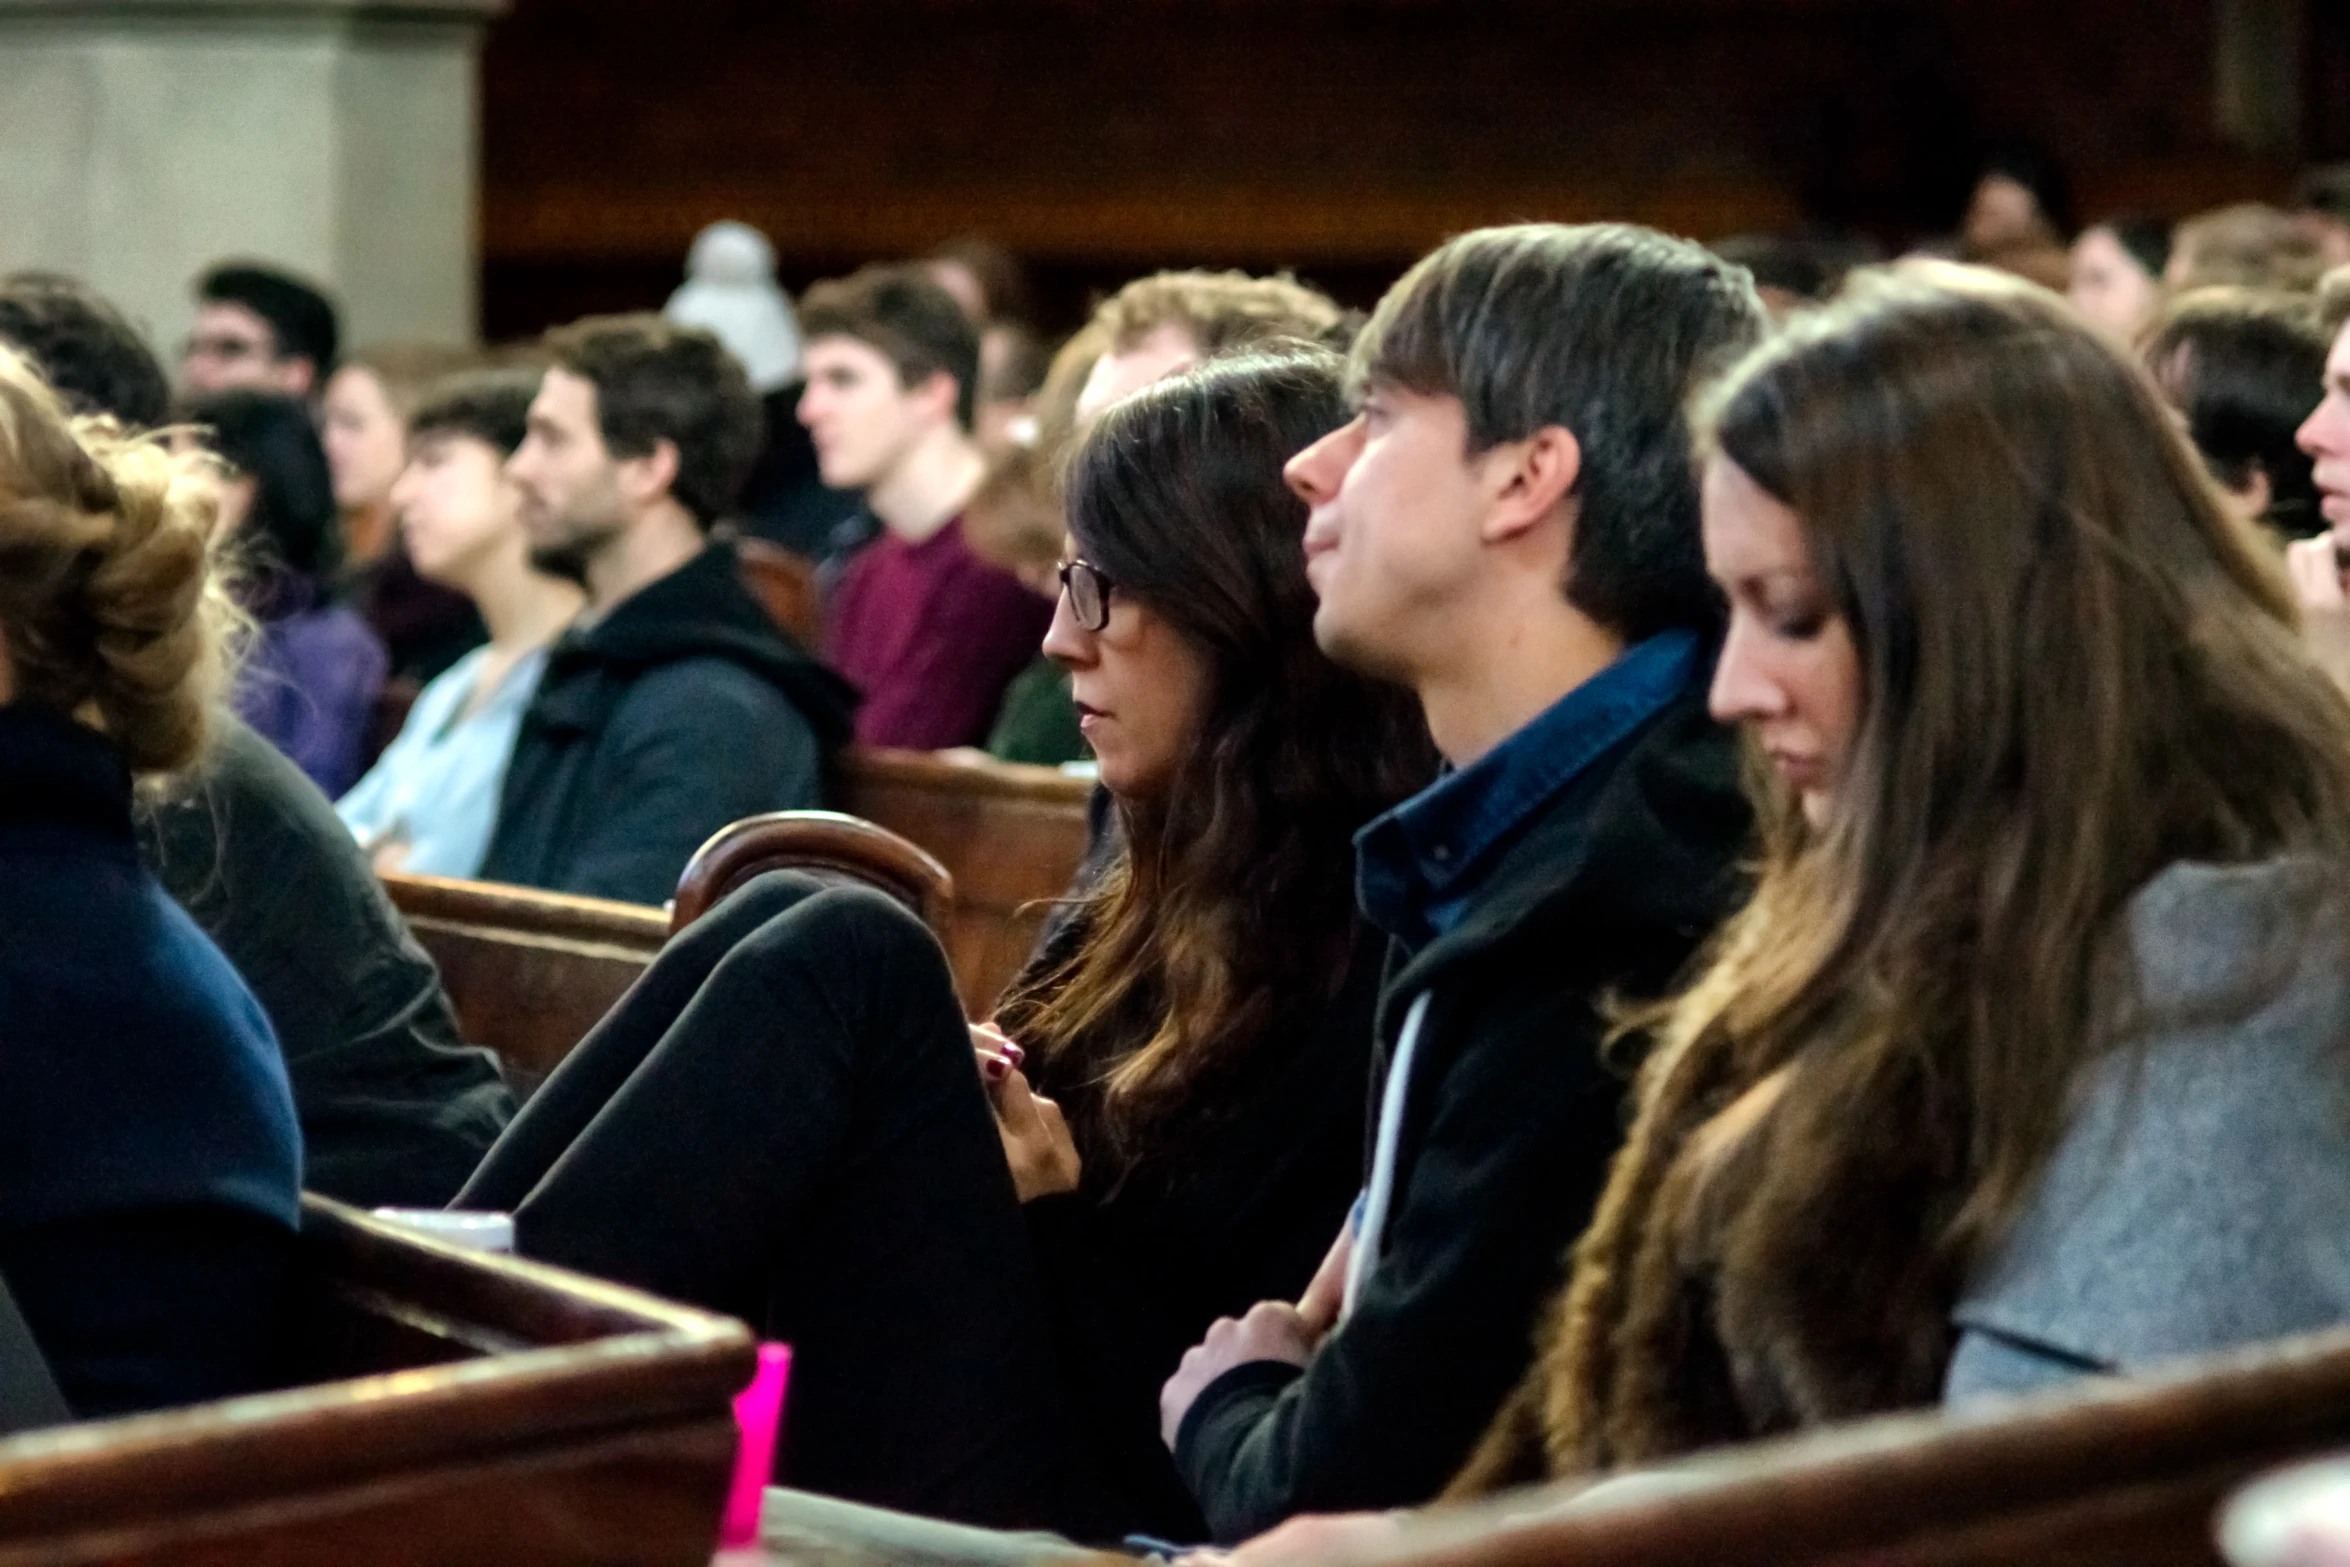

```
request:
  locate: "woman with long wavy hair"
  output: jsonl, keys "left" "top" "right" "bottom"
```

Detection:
{"left": 457, "top": 343, "right": 1436, "bottom": 1539}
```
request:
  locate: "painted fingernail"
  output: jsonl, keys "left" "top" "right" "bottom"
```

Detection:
{"left": 982, "top": 1054, "right": 1010, "bottom": 1081}
{"left": 1000, "top": 1041, "right": 1025, "bottom": 1068}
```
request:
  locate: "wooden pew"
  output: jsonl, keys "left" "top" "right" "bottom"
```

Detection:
{"left": 837, "top": 747, "right": 1092, "bottom": 1012}
{"left": 384, "top": 752, "right": 1087, "bottom": 1082}
{"left": 1364, "top": 1325, "right": 2350, "bottom": 1567}
{"left": 0, "top": 1195, "right": 752, "bottom": 1566}
{"left": 383, "top": 872, "right": 668, "bottom": 1095}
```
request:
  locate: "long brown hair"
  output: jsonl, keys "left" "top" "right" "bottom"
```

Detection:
{"left": 1550, "top": 262, "right": 2350, "bottom": 1467}
{"left": 993, "top": 346, "right": 1437, "bottom": 1158}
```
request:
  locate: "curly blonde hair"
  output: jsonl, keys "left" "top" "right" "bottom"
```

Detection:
{"left": 0, "top": 344, "right": 231, "bottom": 775}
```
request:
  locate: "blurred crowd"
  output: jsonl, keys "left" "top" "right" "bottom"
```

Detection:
{"left": 11, "top": 158, "right": 2346, "bottom": 860}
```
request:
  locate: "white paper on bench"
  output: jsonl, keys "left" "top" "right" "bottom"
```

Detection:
{"left": 370, "top": 1209, "right": 515, "bottom": 1253}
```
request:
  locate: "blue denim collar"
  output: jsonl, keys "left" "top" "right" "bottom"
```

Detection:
{"left": 1356, "top": 628, "right": 1704, "bottom": 951}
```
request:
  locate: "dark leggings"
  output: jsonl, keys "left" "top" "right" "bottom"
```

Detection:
{"left": 457, "top": 873, "right": 1091, "bottom": 1530}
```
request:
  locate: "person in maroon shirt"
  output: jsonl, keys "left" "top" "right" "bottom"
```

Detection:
{"left": 800, "top": 265, "right": 1053, "bottom": 749}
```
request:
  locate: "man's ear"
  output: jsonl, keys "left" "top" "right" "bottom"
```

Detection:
{"left": 615, "top": 438, "right": 682, "bottom": 509}
{"left": 1479, "top": 425, "right": 1581, "bottom": 545}
{"left": 912, "top": 368, "right": 962, "bottom": 426}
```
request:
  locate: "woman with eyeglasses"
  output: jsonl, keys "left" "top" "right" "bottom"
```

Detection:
{"left": 456, "top": 343, "right": 1437, "bottom": 1539}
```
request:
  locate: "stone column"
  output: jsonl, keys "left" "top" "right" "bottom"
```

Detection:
{"left": 0, "top": 0, "right": 504, "bottom": 362}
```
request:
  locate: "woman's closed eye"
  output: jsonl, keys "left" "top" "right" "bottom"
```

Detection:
{"left": 1772, "top": 607, "right": 1829, "bottom": 641}
{"left": 1730, "top": 580, "right": 1830, "bottom": 643}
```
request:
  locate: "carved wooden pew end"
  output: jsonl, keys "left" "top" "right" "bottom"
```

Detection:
{"left": 0, "top": 1196, "right": 754, "bottom": 1567}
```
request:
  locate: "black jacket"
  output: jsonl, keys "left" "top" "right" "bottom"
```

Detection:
{"left": 138, "top": 716, "right": 515, "bottom": 1208}
{"left": 477, "top": 542, "right": 858, "bottom": 905}
{"left": 1173, "top": 687, "right": 1751, "bottom": 1541}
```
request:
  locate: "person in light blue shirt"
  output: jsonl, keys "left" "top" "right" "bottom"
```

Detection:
{"left": 339, "top": 369, "right": 581, "bottom": 877}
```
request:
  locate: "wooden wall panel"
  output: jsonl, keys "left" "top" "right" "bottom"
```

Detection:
{"left": 479, "top": 0, "right": 2302, "bottom": 337}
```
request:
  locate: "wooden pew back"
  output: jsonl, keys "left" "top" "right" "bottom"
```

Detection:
{"left": 1370, "top": 1327, "right": 2350, "bottom": 1567}
{"left": 382, "top": 873, "right": 667, "bottom": 1095}
{"left": 837, "top": 747, "right": 1091, "bottom": 1012}
{"left": 0, "top": 1196, "right": 752, "bottom": 1567}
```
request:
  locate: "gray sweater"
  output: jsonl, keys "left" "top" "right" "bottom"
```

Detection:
{"left": 1945, "top": 856, "right": 2350, "bottom": 1402}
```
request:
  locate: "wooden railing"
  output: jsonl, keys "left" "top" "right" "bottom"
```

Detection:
{"left": 1358, "top": 1326, "right": 2350, "bottom": 1567}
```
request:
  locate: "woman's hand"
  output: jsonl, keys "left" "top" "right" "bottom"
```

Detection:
{"left": 972, "top": 1022, "right": 1080, "bottom": 1202}
{"left": 2287, "top": 533, "right": 2350, "bottom": 692}
{"left": 970, "top": 1019, "right": 1023, "bottom": 1075}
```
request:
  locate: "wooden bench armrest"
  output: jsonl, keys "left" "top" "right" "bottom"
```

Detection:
{"left": 671, "top": 810, "right": 956, "bottom": 937}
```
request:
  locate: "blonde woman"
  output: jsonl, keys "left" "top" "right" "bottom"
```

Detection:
{"left": 0, "top": 345, "right": 301, "bottom": 1418}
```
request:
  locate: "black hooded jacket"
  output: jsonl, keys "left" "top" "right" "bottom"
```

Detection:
{"left": 1173, "top": 685, "right": 1752, "bottom": 1540}
{"left": 477, "top": 542, "right": 858, "bottom": 906}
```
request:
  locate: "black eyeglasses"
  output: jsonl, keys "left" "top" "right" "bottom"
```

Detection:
{"left": 1058, "top": 558, "right": 1116, "bottom": 632}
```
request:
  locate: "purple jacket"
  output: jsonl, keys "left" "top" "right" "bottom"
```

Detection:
{"left": 233, "top": 597, "right": 389, "bottom": 799}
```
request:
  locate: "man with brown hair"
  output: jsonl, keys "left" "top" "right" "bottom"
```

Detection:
{"left": 1159, "top": 225, "right": 1765, "bottom": 1547}
{"left": 1076, "top": 270, "right": 1353, "bottom": 425}
{"left": 478, "top": 313, "right": 857, "bottom": 904}
{"left": 799, "top": 264, "right": 1051, "bottom": 749}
